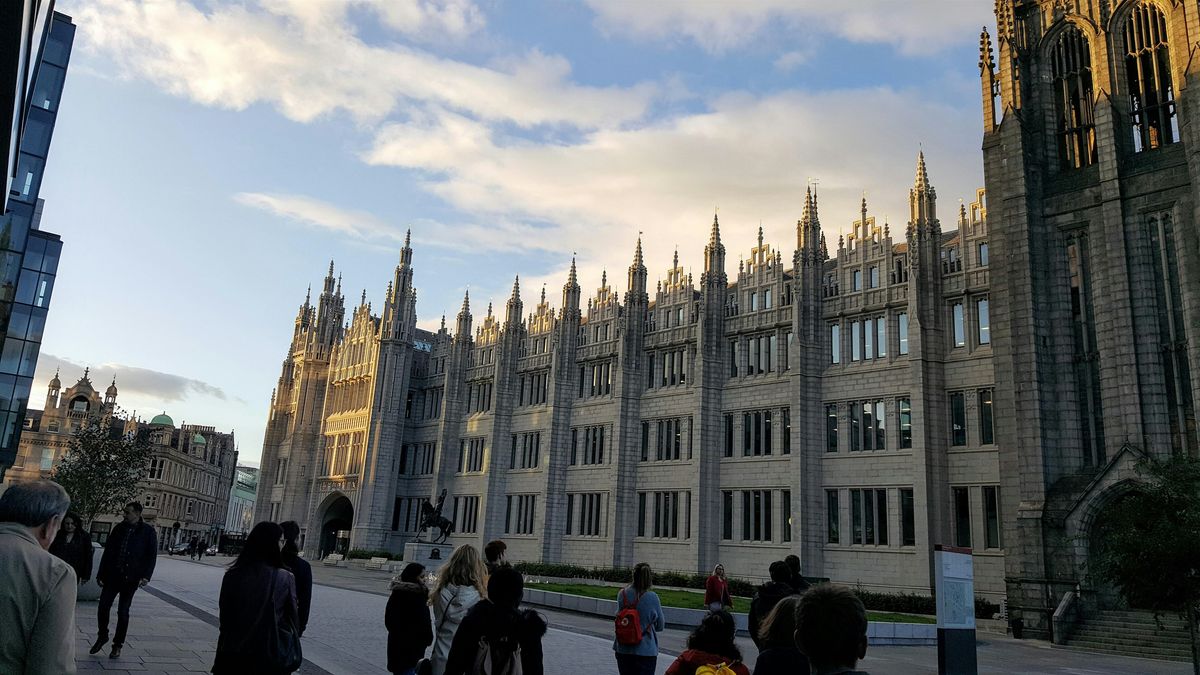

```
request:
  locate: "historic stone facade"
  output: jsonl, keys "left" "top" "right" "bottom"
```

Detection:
{"left": 256, "top": 163, "right": 1005, "bottom": 600}
{"left": 982, "top": 0, "right": 1200, "bottom": 637}
{"left": 3, "top": 370, "right": 239, "bottom": 549}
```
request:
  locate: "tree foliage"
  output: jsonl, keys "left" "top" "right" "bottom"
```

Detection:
{"left": 51, "top": 413, "right": 154, "bottom": 528}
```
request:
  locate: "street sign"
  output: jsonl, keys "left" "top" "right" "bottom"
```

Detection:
{"left": 935, "top": 544, "right": 977, "bottom": 674}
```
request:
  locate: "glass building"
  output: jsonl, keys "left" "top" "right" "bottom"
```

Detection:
{"left": 0, "top": 12, "right": 72, "bottom": 480}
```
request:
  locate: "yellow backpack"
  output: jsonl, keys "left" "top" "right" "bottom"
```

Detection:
{"left": 695, "top": 662, "right": 739, "bottom": 675}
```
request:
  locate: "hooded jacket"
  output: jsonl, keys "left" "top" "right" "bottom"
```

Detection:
{"left": 664, "top": 649, "right": 751, "bottom": 675}
{"left": 431, "top": 583, "right": 482, "bottom": 675}
{"left": 385, "top": 580, "right": 433, "bottom": 673}
{"left": 748, "top": 582, "right": 797, "bottom": 649}
{"left": 443, "top": 599, "right": 547, "bottom": 675}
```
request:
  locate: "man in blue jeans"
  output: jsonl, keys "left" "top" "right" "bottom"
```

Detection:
{"left": 90, "top": 502, "right": 157, "bottom": 659}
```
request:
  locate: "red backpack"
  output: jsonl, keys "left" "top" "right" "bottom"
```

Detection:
{"left": 614, "top": 589, "right": 643, "bottom": 646}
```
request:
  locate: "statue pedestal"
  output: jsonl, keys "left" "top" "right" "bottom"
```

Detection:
{"left": 404, "top": 540, "right": 451, "bottom": 572}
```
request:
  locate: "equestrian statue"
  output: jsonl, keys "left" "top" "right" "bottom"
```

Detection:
{"left": 418, "top": 489, "right": 454, "bottom": 544}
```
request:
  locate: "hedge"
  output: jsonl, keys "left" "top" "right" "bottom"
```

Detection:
{"left": 514, "top": 562, "right": 1000, "bottom": 619}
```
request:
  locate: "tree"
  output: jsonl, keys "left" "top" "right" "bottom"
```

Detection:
{"left": 51, "top": 412, "right": 154, "bottom": 529}
{"left": 1089, "top": 454, "right": 1200, "bottom": 674}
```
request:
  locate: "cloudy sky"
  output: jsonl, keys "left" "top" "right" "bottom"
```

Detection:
{"left": 37, "top": 0, "right": 992, "bottom": 465}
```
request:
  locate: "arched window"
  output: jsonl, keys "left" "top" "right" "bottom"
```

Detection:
{"left": 1050, "top": 27, "right": 1097, "bottom": 169}
{"left": 1124, "top": 3, "right": 1178, "bottom": 151}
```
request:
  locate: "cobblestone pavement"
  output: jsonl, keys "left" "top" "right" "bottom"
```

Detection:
{"left": 111, "top": 555, "right": 1190, "bottom": 675}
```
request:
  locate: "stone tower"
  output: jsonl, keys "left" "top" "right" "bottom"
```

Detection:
{"left": 982, "top": 0, "right": 1200, "bottom": 637}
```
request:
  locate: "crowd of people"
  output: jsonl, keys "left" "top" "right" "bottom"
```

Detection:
{"left": 0, "top": 479, "right": 872, "bottom": 675}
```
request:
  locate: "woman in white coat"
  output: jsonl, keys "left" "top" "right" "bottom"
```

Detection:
{"left": 429, "top": 545, "right": 486, "bottom": 675}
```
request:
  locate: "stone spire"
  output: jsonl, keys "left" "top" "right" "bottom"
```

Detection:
{"left": 909, "top": 151, "right": 937, "bottom": 228}
{"left": 798, "top": 185, "right": 821, "bottom": 251}
{"left": 506, "top": 275, "right": 523, "bottom": 327}
{"left": 703, "top": 211, "right": 726, "bottom": 286}
{"left": 563, "top": 257, "right": 581, "bottom": 317}
{"left": 455, "top": 289, "right": 472, "bottom": 339}
{"left": 627, "top": 237, "right": 648, "bottom": 300}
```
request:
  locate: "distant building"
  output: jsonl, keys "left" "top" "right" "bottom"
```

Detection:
{"left": 0, "top": 9, "right": 72, "bottom": 481}
{"left": 4, "top": 370, "right": 239, "bottom": 548}
{"left": 225, "top": 465, "right": 258, "bottom": 537}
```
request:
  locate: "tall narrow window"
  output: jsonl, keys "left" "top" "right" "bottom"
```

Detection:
{"left": 869, "top": 266, "right": 879, "bottom": 288}
{"left": 979, "top": 389, "right": 994, "bottom": 445}
{"left": 874, "top": 401, "right": 886, "bottom": 450}
{"left": 830, "top": 324, "right": 841, "bottom": 364}
{"left": 864, "top": 319, "right": 874, "bottom": 360}
{"left": 826, "top": 404, "right": 838, "bottom": 452}
{"left": 984, "top": 486, "right": 1001, "bottom": 549}
{"left": 852, "top": 269, "right": 862, "bottom": 292}
{"left": 724, "top": 414, "right": 734, "bottom": 458}
{"left": 1050, "top": 26, "right": 1097, "bottom": 169}
{"left": 1068, "top": 237, "right": 1106, "bottom": 464}
{"left": 1125, "top": 3, "right": 1178, "bottom": 152}
{"left": 851, "top": 321, "right": 862, "bottom": 361}
{"left": 851, "top": 490, "right": 863, "bottom": 544}
{"left": 637, "top": 493, "right": 646, "bottom": 537}
{"left": 900, "top": 488, "right": 915, "bottom": 546}
{"left": 1146, "top": 213, "right": 1198, "bottom": 454}
{"left": 898, "top": 312, "right": 909, "bottom": 355}
{"left": 782, "top": 407, "right": 791, "bottom": 455}
{"left": 782, "top": 490, "right": 792, "bottom": 542}
{"left": 862, "top": 402, "right": 874, "bottom": 451}
{"left": 729, "top": 340, "right": 738, "bottom": 377}
{"left": 850, "top": 404, "right": 861, "bottom": 452}
{"left": 827, "top": 490, "right": 840, "bottom": 543}
{"left": 952, "top": 303, "right": 965, "bottom": 347}
{"left": 876, "top": 317, "right": 887, "bottom": 357}
{"left": 722, "top": 491, "right": 733, "bottom": 540}
{"left": 977, "top": 298, "right": 990, "bottom": 345}
{"left": 953, "top": 486, "right": 972, "bottom": 548}
{"left": 950, "top": 392, "right": 967, "bottom": 446}
{"left": 898, "top": 398, "right": 912, "bottom": 449}
{"left": 978, "top": 242, "right": 989, "bottom": 267}
{"left": 876, "top": 489, "right": 888, "bottom": 545}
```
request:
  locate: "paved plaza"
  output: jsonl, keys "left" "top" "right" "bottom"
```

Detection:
{"left": 71, "top": 555, "right": 1193, "bottom": 675}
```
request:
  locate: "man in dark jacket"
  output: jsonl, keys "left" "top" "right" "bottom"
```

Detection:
{"left": 90, "top": 502, "right": 157, "bottom": 659}
{"left": 385, "top": 563, "right": 432, "bottom": 674}
{"left": 784, "top": 554, "right": 811, "bottom": 594}
{"left": 280, "top": 521, "right": 312, "bottom": 637}
{"left": 445, "top": 566, "right": 546, "bottom": 675}
{"left": 748, "top": 561, "right": 797, "bottom": 650}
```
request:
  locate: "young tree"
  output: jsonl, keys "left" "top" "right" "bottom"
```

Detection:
{"left": 51, "top": 412, "right": 154, "bottom": 529}
{"left": 1090, "top": 454, "right": 1200, "bottom": 674}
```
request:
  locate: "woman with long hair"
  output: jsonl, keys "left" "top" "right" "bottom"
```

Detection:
{"left": 386, "top": 563, "right": 434, "bottom": 675}
{"left": 279, "top": 521, "right": 312, "bottom": 637}
{"left": 613, "top": 562, "right": 665, "bottom": 675}
{"left": 429, "top": 545, "right": 485, "bottom": 675}
{"left": 48, "top": 512, "right": 92, "bottom": 583}
{"left": 751, "top": 595, "right": 810, "bottom": 675}
{"left": 664, "top": 610, "right": 749, "bottom": 675}
{"left": 212, "top": 522, "right": 301, "bottom": 674}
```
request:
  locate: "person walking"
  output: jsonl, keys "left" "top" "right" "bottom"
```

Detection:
{"left": 91, "top": 502, "right": 158, "bottom": 660}
{"left": 748, "top": 561, "right": 796, "bottom": 650}
{"left": 197, "top": 539, "right": 206, "bottom": 560}
{"left": 664, "top": 610, "right": 750, "bottom": 675}
{"left": 385, "top": 563, "right": 433, "bottom": 675}
{"left": 794, "top": 585, "right": 870, "bottom": 675}
{"left": 784, "top": 555, "right": 810, "bottom": 594}
{"left": 483, "top": 539, "right": 507, "bottom": 576}
{"left": 212, "top": 521, "right": 301, "bottom": 674}
{"left": 444, "top": 566, "right": 546, "bottom": 675}
{"left": 280, "top": 521, "right": 312, "bottom": 637}
{"left": 49, "top": 511, "right": 93, "bottom": 584}
{"left": 189, "top": 535, "right": 199, "bottom": 560}
{"left": 613, "top": 562, "right": 665, "bottom": 675}
{"left": 751, "top": 596, "right": 809, "bottom": 675}
{"left": 703, "top": 564, "right": 733, "bottom": 612}
{"left": 0, "top": 481, "right": 76, "bottom": 674}
{"left": 430, "top": 544, "right": 485, "bottom": 675}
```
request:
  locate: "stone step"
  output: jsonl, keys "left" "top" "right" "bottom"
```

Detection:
{"left": 1064, "top": 639, "right": 1192, "bottom": 663}
{"left": 1075, "top": 622, "right": 1191, "bottom": 639}
{"left": 1095, "top": 610, "right": 1189, "bottom": 625}
{"left": 1070, "top": 630, "right": 1192, "bottom": 649}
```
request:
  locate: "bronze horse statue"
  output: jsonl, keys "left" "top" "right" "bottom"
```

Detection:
{"left": 418, "top": 489, "right": 455, "bottom": 544}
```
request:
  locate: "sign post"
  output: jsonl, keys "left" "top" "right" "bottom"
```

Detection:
{"left": 934, "top": 544, "right": 977, "bottom": 674}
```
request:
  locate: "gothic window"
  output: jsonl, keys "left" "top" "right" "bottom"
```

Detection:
{"left": 1124, "top": 3, "right": 1178, "bottom": 151}
{"left": 1067, "top": 235, "right": 1106, "bottom": 465}
{"left": 1050, "top": 26, "right": 1097, "bottom": 169}
{"left": 1146, "top": 213, "right": 1198, "bottom": 453}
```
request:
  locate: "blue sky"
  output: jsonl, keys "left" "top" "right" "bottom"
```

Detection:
{"left": 36, "top": 0, "right": 993, "bottom": 465}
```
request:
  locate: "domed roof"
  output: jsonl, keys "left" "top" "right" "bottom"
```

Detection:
{"left": 149, "top": 412, "right": 174, "bottom": 427}
{"left": 192, "top": 433, "right": 207, "bottom": 445}
{"left": 49, "top": 369, "right": 61, "bottom": 389}
{"left": 106, "top": 378, "right": 118, "bottom": 396}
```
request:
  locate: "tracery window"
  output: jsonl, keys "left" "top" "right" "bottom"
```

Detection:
{"left": 1124, "top": 3, "right": 1178, "bottom": 151}
{"left": 1050, "top": 26, "right": 1096, "bottom": 169}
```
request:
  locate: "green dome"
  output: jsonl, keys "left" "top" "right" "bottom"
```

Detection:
{"left": 192, "top": 433, "right": 207, "bottom": 445}
{"left": 149, "top": 412, "right": 174, "bottom": 427}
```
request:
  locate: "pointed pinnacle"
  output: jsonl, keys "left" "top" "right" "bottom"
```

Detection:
{"left": 361, "top": 289, "right": 367, "bottom": 306}
{"left": 757, "top": 224, "right": 763, "bottom": 248}
{"left": 633, "top": 237, "right": 644, "bottom": 267}
{"left": 328, "top": 260, "right": 335, "bottom": 277}
{"left": 673, "top": 247, "right": 679, "bottom": 269}
{"left": 404, "top": 229, "right": 411, "bottom": 247}
{"left": 305, "top": 285, "right": 312, "bottom": 305}
{"left": 601, "top": 269, "right": 607, "bottom": 288}
{"left": 512, "top": 275, "right": 521, "bottom": 298}
{"left": 540, "top": 284, "right": 547, "bottom": 304}
{"left": 440, "top": 314, "right": 446, "bottom": 329}
{"left": 915, "top": 151, "right": 930, "bottom": 189}
{"left": 461, "top": 289, "right": 471, "bottom": 313}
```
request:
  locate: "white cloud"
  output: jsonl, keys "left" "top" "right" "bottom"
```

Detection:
{"left": 585, "top": 1, "right": 992, "bottom": 55}
{"left": 72, "top": 0, "right": 657, "bottom": 126}
{"left": 37, "top": 353, "right": 230, "bottom": 403}
{"left": 774, "top": 50, "right": 812, "bottom": 72}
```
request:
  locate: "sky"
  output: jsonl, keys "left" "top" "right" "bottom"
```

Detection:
{"left": 35, "top": 0, "right": 994, "bottom": 466}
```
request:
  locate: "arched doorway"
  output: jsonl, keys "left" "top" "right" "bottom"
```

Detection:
{"left": 1087, "top": 489, "right": 1144, "bottom": 610}
{"left": 317, "top": 495, "right": 353, "bottom": 558}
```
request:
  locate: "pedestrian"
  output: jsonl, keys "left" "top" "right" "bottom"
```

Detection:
{"left": 793, "top": 584, "right": 870, "bottom": 675}
{"left": 0, "top": 480, "right": 76, "bottom": 674}
{"left": 190, "top": 535, "right": 199, "bottom": 560}
{"left": 212, "top": 521, "right": 302, "bottom": 674}
{"left": 751, "top": 596, "right": 809, "bottom": 675}
{"left": 444, "top": 566, "right": 546, "bottom": 675}
{"left": 613, "top": 562, "right": 665, "bottom": 675}
{"left": 49, "top": 511, "right": 93, "bottom": 584}
{"left": 197, "top": 539, "right": 205, "bottom": 560}
{"left": 704, "top": 563, "right": 733, "bottom": 612}
{"left": 784, "top": 555, "right": 810, "bottom": 594}
{"left": 748, "top": 561, "right": 796, "bottom": 650}
{"left": 664, "top": 610, "right": 750, "bottom": 675}
{"left": 386, "top": 563, "right": 433, "bottom": 675}
{"left": 91, "top": 501, "right": 158, "bottom": 660}
{"left": 429, "top": 544, "right": 486, "bottom": 675}
{"left": 483, "top": 539, "right": 507, "bottom": 576}
{"left": 280, "top": 521, "right": 312, "bottom": 637}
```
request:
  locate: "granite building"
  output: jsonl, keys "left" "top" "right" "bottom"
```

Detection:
{"left": 982, "top": 0, "right": 1199, "bottom": 637}
{"left": 256, "top": 163, "right": 1005, "bottom": 600}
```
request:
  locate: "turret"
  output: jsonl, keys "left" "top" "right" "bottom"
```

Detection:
{"left": 626, "top": 238, "right": 648, "bottom": 304}
{"left": 909, "top": 151, "right": 937, "bottom": 231}
{"left": 455, "top": 290, "right": 473, "bottom": 341}
{"left": 505, "top": 275, "right": 523, "bottom": 329}
{"left": 562, "top": 258, "right": 581, "bottom": 320}
{"left": 702, "top": 212, "right": 726, "bottom": 288}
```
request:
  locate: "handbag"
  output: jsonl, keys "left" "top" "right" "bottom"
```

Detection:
{"left": 261, "top": 569, "right": 303, "bottom": 672}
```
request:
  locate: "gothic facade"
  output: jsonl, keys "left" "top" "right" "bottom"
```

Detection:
{"left": 255, "top": 162, "right": 1006, "bottom": 601}
{"left": 983, "top": 0, "right": 1200, "bottom": 637}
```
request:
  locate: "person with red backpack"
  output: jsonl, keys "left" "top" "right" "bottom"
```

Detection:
{"left": 613, "top": 563, "right": 665, "bottom": 675}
